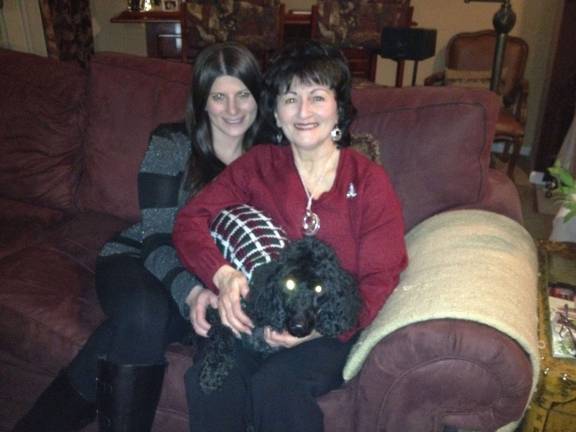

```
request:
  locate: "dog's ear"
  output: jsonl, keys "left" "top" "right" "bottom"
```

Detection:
{"left": 244, "top": 261, "right": 286, "bottom": 330}
{"left": 314, "top": 248, "right": 362, "bottom": 337}
{"left": 317, "top": 273, "right": 361, "bottom": 336}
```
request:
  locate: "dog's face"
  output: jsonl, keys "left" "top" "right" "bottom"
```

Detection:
{"left": 246, "top": 237, "right": 361, "bottom": 338}
{"left": 279, "top": 264, "right": 332, "bottom": 337}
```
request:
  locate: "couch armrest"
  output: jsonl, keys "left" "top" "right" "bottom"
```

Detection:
{"left": 480, "top": 169, "right": 523, "bottom": 223}
{"left": 319, "top": 319, "right": 533, "bottom": 432}
{"left": 318, "top": 209, "right": 539, "bottom": 432}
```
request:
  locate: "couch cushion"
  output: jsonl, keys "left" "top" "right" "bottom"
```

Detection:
{"left": 0, "top": 246, "right": 101, "bottom": 367}
{"left": 351, "top": 86, "right": 500, "bottom": 231}
{"left": 0, "top": 210, "right": 128, "bottom": 362}
{"left": 40, "top": 211, "right": 130, "bottom": 270}
{"left": 0, "top": 49, "right": 86, "bottom": 211}
{"left": 0, "top": 197, "right": 66, "bottom": 260}
{"left": 76, "top": 53, "right": 192, "bottom": 222}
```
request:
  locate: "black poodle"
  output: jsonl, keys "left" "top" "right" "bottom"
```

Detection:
{"left": 197, "top": 235, "right": 361, "bottom": 394}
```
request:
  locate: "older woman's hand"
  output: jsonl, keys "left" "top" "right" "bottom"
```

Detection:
{"left": 186, "top": 285, "right": 218, "bottom": 337}
{"left": 213, "top": 264, "right": 254, "bottom": 337}
{"left": 264, "top": 328, "right": 321, "bottom": 349}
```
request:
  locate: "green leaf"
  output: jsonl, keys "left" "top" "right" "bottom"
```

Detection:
{"left": 548, "top": 164, "right": 575, "bottom": 188}
{"left": 562, "top": 201, "right": 576, "bottom": 222}
{"left": 562, "top": 209, "right": 576, "bottom": 222}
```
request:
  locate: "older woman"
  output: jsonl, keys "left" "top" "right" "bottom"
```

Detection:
{"left": 173, "top": 40, "right": 407, "bottom": 432}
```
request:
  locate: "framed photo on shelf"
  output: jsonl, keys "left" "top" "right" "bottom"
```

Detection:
{"left": 547, "top": 281, "right": 576, "bottom": 358}
{"left": 161, "top": 0, "right": 178, "bottom": 11}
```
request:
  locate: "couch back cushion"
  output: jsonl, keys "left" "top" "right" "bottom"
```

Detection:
{"left": 351, "top": 86, "right": 500, "bottom": 232}
{"left": 0, "top": 49, "right": 86, "bottom": 211}
{"left": 76, "top": 53, "right": 192, "bottom": 222}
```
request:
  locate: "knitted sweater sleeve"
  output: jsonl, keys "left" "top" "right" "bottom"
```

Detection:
{"left": 140, "top": 124, "right": 203, "bottom": 318}
{"left": 173, "top": 150, "right": 253, "bottom": 292}
{"left": 100, "top": 123, "right": 202, "bottom": 318}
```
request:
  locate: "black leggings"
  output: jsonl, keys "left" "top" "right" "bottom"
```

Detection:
{"left": 67, "top": 255, "right": 189, "bottom": 401}
{"left": 186, "top": 335, "right": 356, "bottom": 432}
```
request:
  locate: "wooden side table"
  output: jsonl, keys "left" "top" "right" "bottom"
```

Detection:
{"left": 521, "top": 241, "right": 576, "bottom": 431}
{"left": 109, "top": 8, "right": 315, "bottom": 61}
{"left": 110, "top": 10, "right": 181, "bottom": 59}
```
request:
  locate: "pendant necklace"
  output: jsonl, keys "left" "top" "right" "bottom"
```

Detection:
{"left": 297, "top": 150, "right": 338, "bottom": 236}
{"left": 302, "top": 186, "right": 321, "bottom": 236}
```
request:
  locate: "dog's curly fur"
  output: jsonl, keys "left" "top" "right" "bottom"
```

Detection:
{"left": 198, "top": 236, "right": 361, "bottom": 394}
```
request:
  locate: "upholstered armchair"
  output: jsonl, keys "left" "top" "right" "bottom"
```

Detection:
{"left": 424, "top": 30, "right": 529, "bottom": 178}
{"left": 180, "top": 0, "right": 284, "bottom": 67}
{"left": 311, "top": 0, "right": 412, "bottom": 81}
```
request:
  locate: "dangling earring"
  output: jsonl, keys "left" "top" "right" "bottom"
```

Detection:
{"left": 331, "top": 127, "right": 342, "bottom": 142}
{"left": 276, "top": 131, "right": 284, "bottom": 144}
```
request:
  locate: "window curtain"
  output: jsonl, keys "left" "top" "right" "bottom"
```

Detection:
{"left": 38, "top": 0, "right": 94, "bottom": 66}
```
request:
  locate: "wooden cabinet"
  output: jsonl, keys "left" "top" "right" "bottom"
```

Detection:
{"left": 283, "top": 10, "right": 313, "bottom": 44}
{"left": 110, "top": 9, "right": 313, "bottom": 61}
{"left": 111, "top": 10, "right": 181, "bottom": 59}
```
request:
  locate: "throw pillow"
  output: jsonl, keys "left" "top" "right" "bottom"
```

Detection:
{"left": 444, "top": 68, "right": 493, "bottom": 89}
{"left": 444, "top": 68, "right": 506, "bottom": 105}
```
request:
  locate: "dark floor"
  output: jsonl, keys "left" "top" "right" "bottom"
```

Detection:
{"left": 491, "top": 155, "right": 557, "bottom": 432}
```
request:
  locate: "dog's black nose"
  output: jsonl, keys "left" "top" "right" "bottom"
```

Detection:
{"left": 287, "top": 317, "right": 315, "bottom": 338}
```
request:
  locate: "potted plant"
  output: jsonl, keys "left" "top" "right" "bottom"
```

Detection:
{"left": 548, "top": 162, "right": 576, "bottom": 242}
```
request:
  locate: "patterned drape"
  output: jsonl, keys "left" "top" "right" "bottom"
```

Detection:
{"left": 38, "top": 0, "right": 94, "bottom": 66}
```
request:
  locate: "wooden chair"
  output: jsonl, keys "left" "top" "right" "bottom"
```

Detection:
{"left": 310, "top": 0, "right": 412, "bottom": 82}
{"left": 180, "top": 0, "right": 284, "bottom": 69}
{"left": 424, "top": 30, "right": 529, "bottom": 179}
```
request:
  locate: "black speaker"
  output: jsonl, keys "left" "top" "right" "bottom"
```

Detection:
{"left": 380, "top": 28, "right": 437, "bottom": 61}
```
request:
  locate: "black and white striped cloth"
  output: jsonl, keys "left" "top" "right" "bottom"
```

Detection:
{"left": 210, "top": 205, "right": 289, "bottom": 281}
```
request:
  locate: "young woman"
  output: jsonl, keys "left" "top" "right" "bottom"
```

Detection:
{"left": 173, "top": 40, "right": 408, "bottom": 432}
{"left": 13, "top": 42, "right": 264, "bottom": 432}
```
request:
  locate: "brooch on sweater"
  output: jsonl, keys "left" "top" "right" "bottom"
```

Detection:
{"left": 346, "top": 183, "right": 357, "bottom": 199}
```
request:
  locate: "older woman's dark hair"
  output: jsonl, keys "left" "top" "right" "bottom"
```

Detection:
{"left": 261, "top": 40, "right": 357, "bottom": 147}
{"left": 184, "top": 42, "right": 262, "bottom": 195}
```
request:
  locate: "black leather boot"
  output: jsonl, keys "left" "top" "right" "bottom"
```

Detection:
{"left": 12, "top": 370, "right": 96, "bottom": 432}
{"left": 97, "top": 359, "right": 166, "bottom": 432}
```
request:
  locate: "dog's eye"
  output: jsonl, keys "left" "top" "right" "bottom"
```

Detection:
{"left": 285, "top": 279, "right": 296, "bottom": 291}
{"left": 313, "top": 285, "right": 323, "bottom": 294}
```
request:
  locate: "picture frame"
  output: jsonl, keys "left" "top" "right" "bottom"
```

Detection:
{"left": 161, "top": 0, "right": 178, "bottom": 11}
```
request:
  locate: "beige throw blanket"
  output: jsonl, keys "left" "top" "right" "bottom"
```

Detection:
{"left": 344, "top": 210, "right": 540, "bottom": 432}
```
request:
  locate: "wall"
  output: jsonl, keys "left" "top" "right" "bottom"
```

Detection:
{"left": 0, "top": 5, "right": 6, "bottom": 47}
{"left": 284, "top": 0, "right": 312, "bottom": 10}
{"left": 0, "top": 0, "right": 46, "bottom": 55}
{"left": 91, "top": 0, "right": 147, "bottom": 55}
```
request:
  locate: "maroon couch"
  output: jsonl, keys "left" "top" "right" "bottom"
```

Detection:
{"left": 0, "top": 48, "right": 532, "bottom": 432}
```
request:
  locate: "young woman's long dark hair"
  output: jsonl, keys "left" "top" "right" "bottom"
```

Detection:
{"left": 184, "top": 42, "right": 263, "bottom": 196}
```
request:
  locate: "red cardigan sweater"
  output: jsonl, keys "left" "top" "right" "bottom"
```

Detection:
{"left": 173, "top": 144, "right": 407, "bottom": 339}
